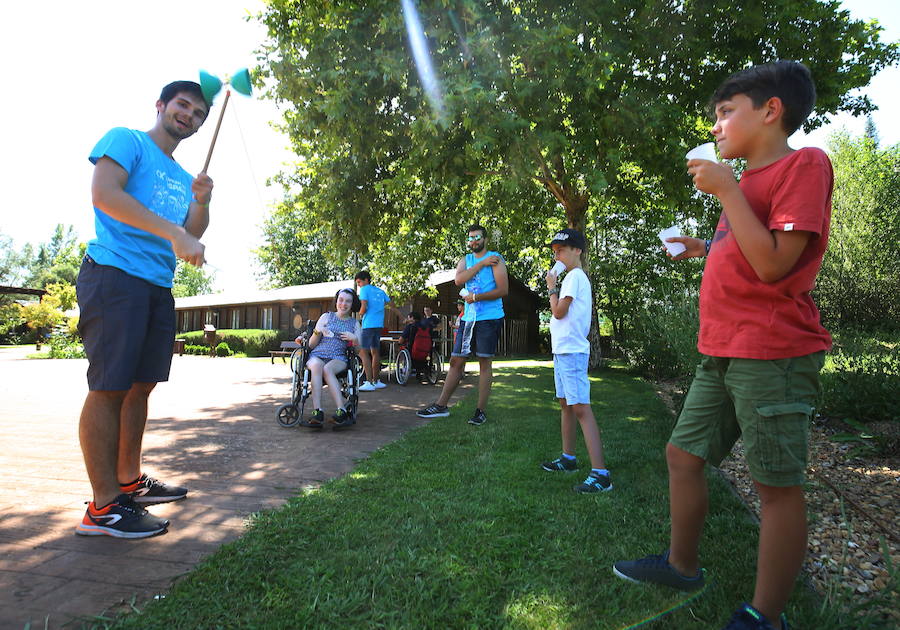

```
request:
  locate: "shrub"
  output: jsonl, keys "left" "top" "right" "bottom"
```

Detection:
{"left": 178, "top": 329, "right": 292, "bottom": 357}
{"left": 820, "top": 330, "right": 899, "bottom": 424}
{"left": 215, "top": 342, "right": 233, "bottom": 357}
{"left": 617, "top": 291, "right": 700, "bottom": 381}
{"left": 47, "top": 326, "right": 85, "bottom": 359}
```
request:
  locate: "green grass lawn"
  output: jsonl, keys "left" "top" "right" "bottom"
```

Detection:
{"left": 103, "top": 360, "right": 842, "bottom": 630}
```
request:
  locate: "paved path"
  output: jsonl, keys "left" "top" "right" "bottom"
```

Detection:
{"left": 0, "top": 347, "right": 472, "bottom": 629}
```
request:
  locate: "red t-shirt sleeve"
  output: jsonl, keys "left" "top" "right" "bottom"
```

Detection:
{"left": 767, "top": 150, "right": 831, "bottom": 236}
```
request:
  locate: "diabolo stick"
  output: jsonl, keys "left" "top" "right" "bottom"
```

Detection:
{"left": 198, "top": 68, "right": 253, "bottom": 173}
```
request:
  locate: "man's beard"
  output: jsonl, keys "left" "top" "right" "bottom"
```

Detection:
{"left": 470, "top": 242, "right": 485, "bottom": 254}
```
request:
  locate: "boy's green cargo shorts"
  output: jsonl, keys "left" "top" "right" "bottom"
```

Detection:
{"left": 669, "top": 352, "right": 825, "bottom": 487}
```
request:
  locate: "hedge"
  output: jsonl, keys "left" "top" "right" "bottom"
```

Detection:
{"left": 177, "top": 329, "right": 294, "bottom": 357}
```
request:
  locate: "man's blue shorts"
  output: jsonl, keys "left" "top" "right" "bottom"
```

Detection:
{"left": 360, "top": 328, "right": 382, "bottom": 350}
{"left": 554, "top": 352, "right": 591, "bottom": 405}
{"left": 76, "top": 256, "right": 175, "bottom": 391}
{"left": 452, "top": 318, "right": 503, "bottom": 358}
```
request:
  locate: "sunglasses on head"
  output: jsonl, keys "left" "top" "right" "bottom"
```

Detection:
{"left": 466, "top": 234, "right": 484, "bottom": 242}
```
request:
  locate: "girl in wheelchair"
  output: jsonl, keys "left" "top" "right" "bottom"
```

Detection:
{"left": 297, "top": 288, "right": 362, "bottom": 428}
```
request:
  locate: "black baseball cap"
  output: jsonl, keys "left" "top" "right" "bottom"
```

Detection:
{"left": 549, "top": 228, "right": 586, "bottom": 251}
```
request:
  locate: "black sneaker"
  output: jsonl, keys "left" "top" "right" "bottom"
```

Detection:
{"left": 467, "top": 408, "right": 487, "bottom": 425}
{"left": 301, "top": 409, "right": 325, "bottom": 428}
{"left": 613, "top": 550, "right": 705, "bottom": 591}
{"left": 75, "top": 493, "right": 169, "bottom": 539}
{"left": 121, "top": 473, "right": 187, "bottom": 505}
{"left": 330, "top": 408, "right": 356, "bottom": 430}
{"left": 417, "top": 403, "right": 449, "bottom": 418}
{"left": 574, "top": 471, "right": 613, "bottom": 493}
{"left": 542, "top": 456, "right": 578, "bottom": 472}
{"left": 722, "top": 603, "right": 789, "bottom": 630}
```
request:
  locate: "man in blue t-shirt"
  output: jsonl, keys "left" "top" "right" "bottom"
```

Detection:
{"left": 355, "top": 270, "right": 396, "bottom": 390}
{"left": 417, "top": 224, "right": 508, "bottom": 425}
{"left": 74, "top": 81, "right": 214, "bottom": 540}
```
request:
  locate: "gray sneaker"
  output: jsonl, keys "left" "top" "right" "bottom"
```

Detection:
{"left": 541, "top": 456, "right": 578, "bottom": 472}
{"left": 417, "top": 403, "right": 449, "bottom": 418}
{"left": 613, "top": 551, "right": 705, "bottom": 591}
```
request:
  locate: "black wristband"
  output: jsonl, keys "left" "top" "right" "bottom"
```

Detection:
{"left": 705, "top": 239, "right": 712, "bottom": 255}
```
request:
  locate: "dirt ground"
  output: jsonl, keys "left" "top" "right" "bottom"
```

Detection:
{"left": 0, "top": 347, "right": 472, "bottom": 629}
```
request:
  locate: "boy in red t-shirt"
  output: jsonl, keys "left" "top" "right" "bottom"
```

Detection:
{"left": 614, "top": 61, "right": 832, "bottom": 630}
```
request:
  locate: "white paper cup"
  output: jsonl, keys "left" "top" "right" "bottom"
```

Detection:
{"left": 685, "top": 142, "right": 718, "bottom": 162}
{"left": 549, "top": 260, "right": 566, "bottom": 276}
{"left": 658, "top": 226, "right": 687, "bottom": 257}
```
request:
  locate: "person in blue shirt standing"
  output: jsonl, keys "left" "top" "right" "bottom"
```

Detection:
{"left": 355, "top": 270, "right": 395, "bottom": 391}
{"left": 418, "top": 224, "right": 508, "bottom": 425}
{"left": 74, "top": 81, "right": 214, "bottom": 539}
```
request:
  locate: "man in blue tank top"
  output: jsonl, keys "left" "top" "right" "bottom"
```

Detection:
{"left": 74, "top": 81, "right": 214, "bottom": 539}
{"left": 417, "top": 224, "right": 508, "bottom": 425}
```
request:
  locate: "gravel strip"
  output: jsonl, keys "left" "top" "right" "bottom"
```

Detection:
{"left": 717, "top": 421, "right": 898, "bottom": 626}
{"left": 653, "top": 380, "right": 898, "bottom": 625}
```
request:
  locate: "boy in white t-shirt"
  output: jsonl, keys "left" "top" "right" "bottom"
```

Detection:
{"left": 541, "top": 229, "right": 612, "bottom": 493}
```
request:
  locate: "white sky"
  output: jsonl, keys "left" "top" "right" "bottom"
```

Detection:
{"left": 1, "top": 0, "right": 897, "bottom": 293}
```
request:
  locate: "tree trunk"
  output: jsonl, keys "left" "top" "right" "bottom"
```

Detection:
{"left": 563, "top": 197, "right": 603, "bottom": 369}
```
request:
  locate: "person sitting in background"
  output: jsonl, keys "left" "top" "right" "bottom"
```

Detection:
{"left": 399, "top": 311, "right": 433, "bottom": 383}
{"left": 296, "top": 288, "right": 361, "bottom": 428}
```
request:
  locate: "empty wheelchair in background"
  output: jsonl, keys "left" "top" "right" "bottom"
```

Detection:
{"left": 276, "top": 320, "right": 361, "bottom": 429}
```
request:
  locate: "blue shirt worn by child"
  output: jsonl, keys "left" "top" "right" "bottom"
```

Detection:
{"left": 87, "top": 128, "right": 194, "bottom": 288}
{"left": 359, "top": 284, "right": 390, "bottom": 329}
{"left": 462, "top": 251, "right": 505, "bottom": 321}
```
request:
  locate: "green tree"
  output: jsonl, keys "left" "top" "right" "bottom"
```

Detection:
{"left": 257, "top": 0, "right": 894, "bottom": 261}
{"left": 255, "top": 201, "right": 348, "bottom": 288}
{"left": 26, "top": 224, "right": 82, "bottom": 288}
{"left": 0, "top": 303, "right": 23, "bottom": 337}
{"left": 257, "top": 0, "right": 895, "bottom": 361}
{"left": 0, "top": 233, "right": 39, "bottom": 310}
{"left": 815, "top": 130, "right": 900, "bottom": 332}
{"left": 863, "top": 115, "right": 879, "bottom": 146}
{"left": 172, "top": 261, "right": 216, "bottom": 298}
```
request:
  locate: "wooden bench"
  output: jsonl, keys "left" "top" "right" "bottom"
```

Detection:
{"left": 270, "top": 341, "right": 300, "bottom": 364}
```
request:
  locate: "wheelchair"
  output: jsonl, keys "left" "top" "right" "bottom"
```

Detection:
{"left": 393, "top": 339, "right": 444, "bottom": 386}
{"left": 276, "top": 321, "right": 361, "bottom": 429}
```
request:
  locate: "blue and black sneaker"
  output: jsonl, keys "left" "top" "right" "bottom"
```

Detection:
{"left": 541, "top": 456, "right": 578, "bottom": 472}
{"left": 721, "top": 603, "right": 789, "bottom": 630}
{"left": 574, "top": 471, "right": 612, "bottom": 493}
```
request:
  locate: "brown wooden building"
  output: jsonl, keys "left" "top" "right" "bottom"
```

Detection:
{"left": 174, "top": 271, "right": 541, "bottom": 355}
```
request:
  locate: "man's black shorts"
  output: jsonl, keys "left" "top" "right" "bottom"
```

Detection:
{"left": 77, "top": 256, "right": 175, "bottom": 391}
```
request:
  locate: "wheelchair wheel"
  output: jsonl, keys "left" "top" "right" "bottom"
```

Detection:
{"left": 395, "top": 348, "right": 412, "bottom": 385}
{"left": 276, "top": 403, "right": 300, "bottom": 428}
{"left": 345, "top": 354, "right": 361, "bottom": 419}
{"left": 287, "top": 347, "right": 311, "bottom": 426}
{"left": 427, "top": 348, "right": 444, "bottom": 384}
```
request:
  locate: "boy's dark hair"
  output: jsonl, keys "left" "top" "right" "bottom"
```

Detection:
{"left": 354, "top": 270, "right": 371, "bottom": 282}
{"left": 467, "top": 224, "right": 487, "bottom": 238}
{"left": 334, "top": 288, "right": 361, "bottom": 312}
{"left": 408, "top": 311, "right": 422, "bottom": 322}
{"left": 159, "top": 81, "right": 209, "bottom": 116}
{"left": 711, "top": 61, "right": 816, "bottom": 135}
